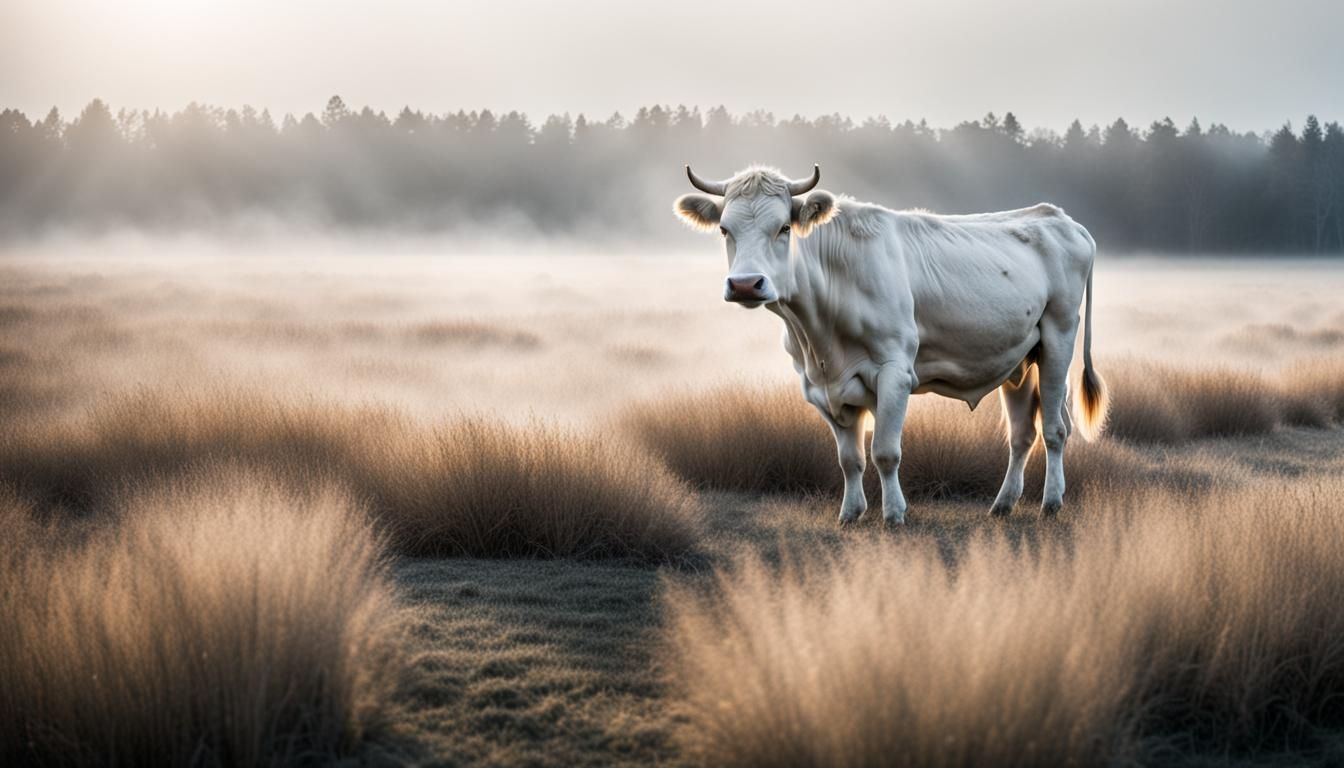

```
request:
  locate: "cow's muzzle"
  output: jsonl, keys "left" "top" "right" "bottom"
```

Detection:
{"left": 724, "top": 273, "right": 776, "bottom": 307}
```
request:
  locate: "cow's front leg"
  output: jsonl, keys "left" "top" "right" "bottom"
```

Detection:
{"left": 819, "top": 406, "right": 867, "bottom": 525}
{"left": 872, "top": 363, "right": 914, "bottom": 525}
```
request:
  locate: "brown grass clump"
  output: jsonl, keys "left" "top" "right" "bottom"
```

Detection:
{"left": 1104, "top": 363, "right": 1281, "bottom": 442}
{"left": 630, "top": 359, "right": 1341, "bottom": 482}
{"left": 0, "top": 467, "right": 406, "bottom": 766}
{"left": 1101, "top": 362, "right": 1193, "bottom": 444}
{"left": 1276, "top": 387, "right": 1335, "bottom": 428}
{"left": 666, "top": 477, "right": 1344, "bottom": 766}
{"left": 1174, "top": 367, "right": 1281, "bottom": 438}
{"left": 0, "top": 389, "right": 701, "bottom": 560}
{"left": 622, "top": 385, "right": 1163, "bottom": 505}
{"left": 1281, "top": 357, "right": 1344, "bottom": 425}
{"left": 353, "top": 417, "right": 703, "bottom": 559}
{"left": 1088, "top": 361, "right": 1326, "bottom": 443}
{"left": 619, "top": 384, "right": 839, "bottom": 494}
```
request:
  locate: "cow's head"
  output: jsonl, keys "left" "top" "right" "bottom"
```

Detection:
{"left": 674, "top": 165, "right": 836, "bottom": 309}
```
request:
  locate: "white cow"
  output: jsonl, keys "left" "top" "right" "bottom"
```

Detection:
{"left": 674, "top": 165, "right": 1108, "bottom": 524}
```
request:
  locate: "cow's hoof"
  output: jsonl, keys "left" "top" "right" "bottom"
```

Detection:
{"left": 838, "top": 508, "right": 865, "bottom": 526}
{"left": 882, "top": 514, "right": 906, "bottom": 527}
{"left": 1040, "top": 500, "right": 1062, "bottom": 518}
{"left": 989, "top": 501, "right": 1014, "bottom": 518}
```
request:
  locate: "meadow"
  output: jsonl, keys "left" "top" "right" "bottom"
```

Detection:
{"left": 3, "top": 239, "right": 1344, "bottom": 766}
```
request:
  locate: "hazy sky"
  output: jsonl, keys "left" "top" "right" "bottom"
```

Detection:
{"left": 3, "top": 0, "right": 1342, "bottom": 132}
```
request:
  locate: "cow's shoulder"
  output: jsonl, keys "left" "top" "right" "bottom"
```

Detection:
{"left": 1021, "top": 202, "right": 1066, "bottom": 218}
{"left": 830, "top": 197, "right": 891, "bottom": 239}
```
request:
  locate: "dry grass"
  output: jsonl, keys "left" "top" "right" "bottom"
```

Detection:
{"left": 0, "top": 390, "right": 702, "bottom": 560}
{"left": 356, "top": 417, "right": 703, "bottom": 559}
{"left": 618, "top": 384, "right": 839, "bottom": 494}
{"left": 1105, "top": 359, "right": 1344, "bottom": 443}
{"left": 1282, "top": 357, "right": 1344, "bottom": 425}
{"left": 5, "top": 255, "right": 1344, "bottom": 765}
{"left": 406, "top": 320, "right": 541, "bottom": 349}
{"left": 1173, "top": 367, "right": 1281, "bottom": 437}
{"left": 627, "top": 360, "right": 1344, "bottom": 502}
{"left": 0, "top": 467, "right": 407, "bottom": 766}
{"left": 1088, "top": 363, "right": 1283, "bottom": 442}
{"left": 665, "top": 477, "right": 1344, "bottom": 767}
{"left": 622, "top": 384, "right": 1173, "bottom": 504}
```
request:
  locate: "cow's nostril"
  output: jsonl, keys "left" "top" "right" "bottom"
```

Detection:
{"left": 753, "top": 278, "right": 765, "bottom": 291}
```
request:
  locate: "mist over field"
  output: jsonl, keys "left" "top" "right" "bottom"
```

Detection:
{"left": 6, "top": 1, "right": 1344, "bottom": 766}
{"left": 3, "top": 99, "right": 1344, "bottom": 253}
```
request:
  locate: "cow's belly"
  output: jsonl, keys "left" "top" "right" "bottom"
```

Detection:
{"left": 908, "top": 324, "right": 1042, "bottom": 408}
{"left": 909, "top": 268, "right": 1048, "bottom": 406}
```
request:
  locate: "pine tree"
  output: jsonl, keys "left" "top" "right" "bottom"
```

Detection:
{"left": 1302, "top": 115, "right": 1328, "bottom": 251}
{"left": 1324, "top": 122, "right": 1344, "bottom": 250}
{"left": 1063, "top": 119, "right": 1087, "bottom": 151}
{"left": 1268, "top": 123, "right": 1302, "bottom": 248}
{"left": 538, "top": 113, "right": 572, "bottom": 145}
{"left": 322, "top": 95, "right": 349, "bottom": 128}
{"left": 66, "top": 99, "right": 119, "bottom": 152}
{"left": 38, "top": 107, "right": 62, "bottom": 142}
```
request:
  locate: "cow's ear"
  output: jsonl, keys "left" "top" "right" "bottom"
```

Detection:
{"left": 791, "top": 191, "right": 836, "bottom": 237}
{"left": 673, "top": 194, "right": 722, "bottom": 232}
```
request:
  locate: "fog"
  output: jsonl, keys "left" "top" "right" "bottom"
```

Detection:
{"left": 2, "top": 101, "right": 1342, "bottom": 252}
{"left": 5, "top": 239, "right": 1343, "bottom": 426}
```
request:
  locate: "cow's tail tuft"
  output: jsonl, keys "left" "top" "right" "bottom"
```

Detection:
{"left": 1075, "top": 264, "right": 1109, "bottom": 441}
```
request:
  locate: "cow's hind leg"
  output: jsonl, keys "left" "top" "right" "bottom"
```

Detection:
{"left": 990, "top": 365, "right": 1040, "bottom": 517}
{"left": 1037, "top": 315, "right": 1081, "bottom": 517}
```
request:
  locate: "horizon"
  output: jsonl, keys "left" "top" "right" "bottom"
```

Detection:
{"left": 5, "top": 96, "right": 1334, "bottom": 140}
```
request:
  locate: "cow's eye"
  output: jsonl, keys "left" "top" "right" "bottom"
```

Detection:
{"left": 719, "top": 226, "right": 728, "bottom": 237}
{"left": 779, "top": 225, "right": 791, "bottom": 237}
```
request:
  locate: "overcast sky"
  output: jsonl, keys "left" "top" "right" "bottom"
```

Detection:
{"left": 3, "top": 0, "right": 1341, "bottom": 133}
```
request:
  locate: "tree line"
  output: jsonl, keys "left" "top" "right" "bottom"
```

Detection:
{"left": 1, "top": 96, "right": 1342, "bottom": 253}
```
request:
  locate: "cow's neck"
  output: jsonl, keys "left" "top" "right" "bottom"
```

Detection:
{"left": 770, "top": 239, "right": 850, "bottom": 382}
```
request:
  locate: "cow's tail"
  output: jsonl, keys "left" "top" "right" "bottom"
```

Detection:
{"left": 1074, "top": 262, "right": 1109, "bottom": 441}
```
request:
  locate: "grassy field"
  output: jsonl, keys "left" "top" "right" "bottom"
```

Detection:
{"left": 3, "top": 242, "right": 1344, "bottom": 766}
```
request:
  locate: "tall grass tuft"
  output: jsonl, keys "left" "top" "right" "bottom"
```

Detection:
{"left": 1281, "top": 356, "right": 1344, "bottom": 425}
{"left": 1173, "top": 367, "right": 1281, "bottom": 438}
{"left": 623, "top": 385, "right": 1161, "bottom": 503}
{"left": 352, "top": 417, "right": 703, "bottom": 558}
{"left": 1105, "top": 359, "right": 1344, "bottom": 440}
{"left": 0, "top": 467, "right": 407, "bottom": 766}
{"left": 0, "top": 390, "right": 702, "bottom": 560}
{"left": 627, "top": 359, "right": 1341, "bottom": 499}
{"left": 1102, "top": 362, "right": 1193, "bottom": 444}
{"left": 617, "top": 384, "right": 838, "bottom": 494}
{"left": 666, "top": 478, "right": 1344, "bottom": 766}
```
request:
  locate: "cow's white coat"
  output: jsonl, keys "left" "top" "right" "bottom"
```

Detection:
{"left": 675, "top": 166, "right": 1107, "bottom": 523}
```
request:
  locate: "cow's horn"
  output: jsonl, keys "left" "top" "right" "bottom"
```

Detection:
{"left": 686, "top": 165, "right": 727, "bottom": 196}
{"left": 788, "top": 164, "right": 821, "bottom": 196}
